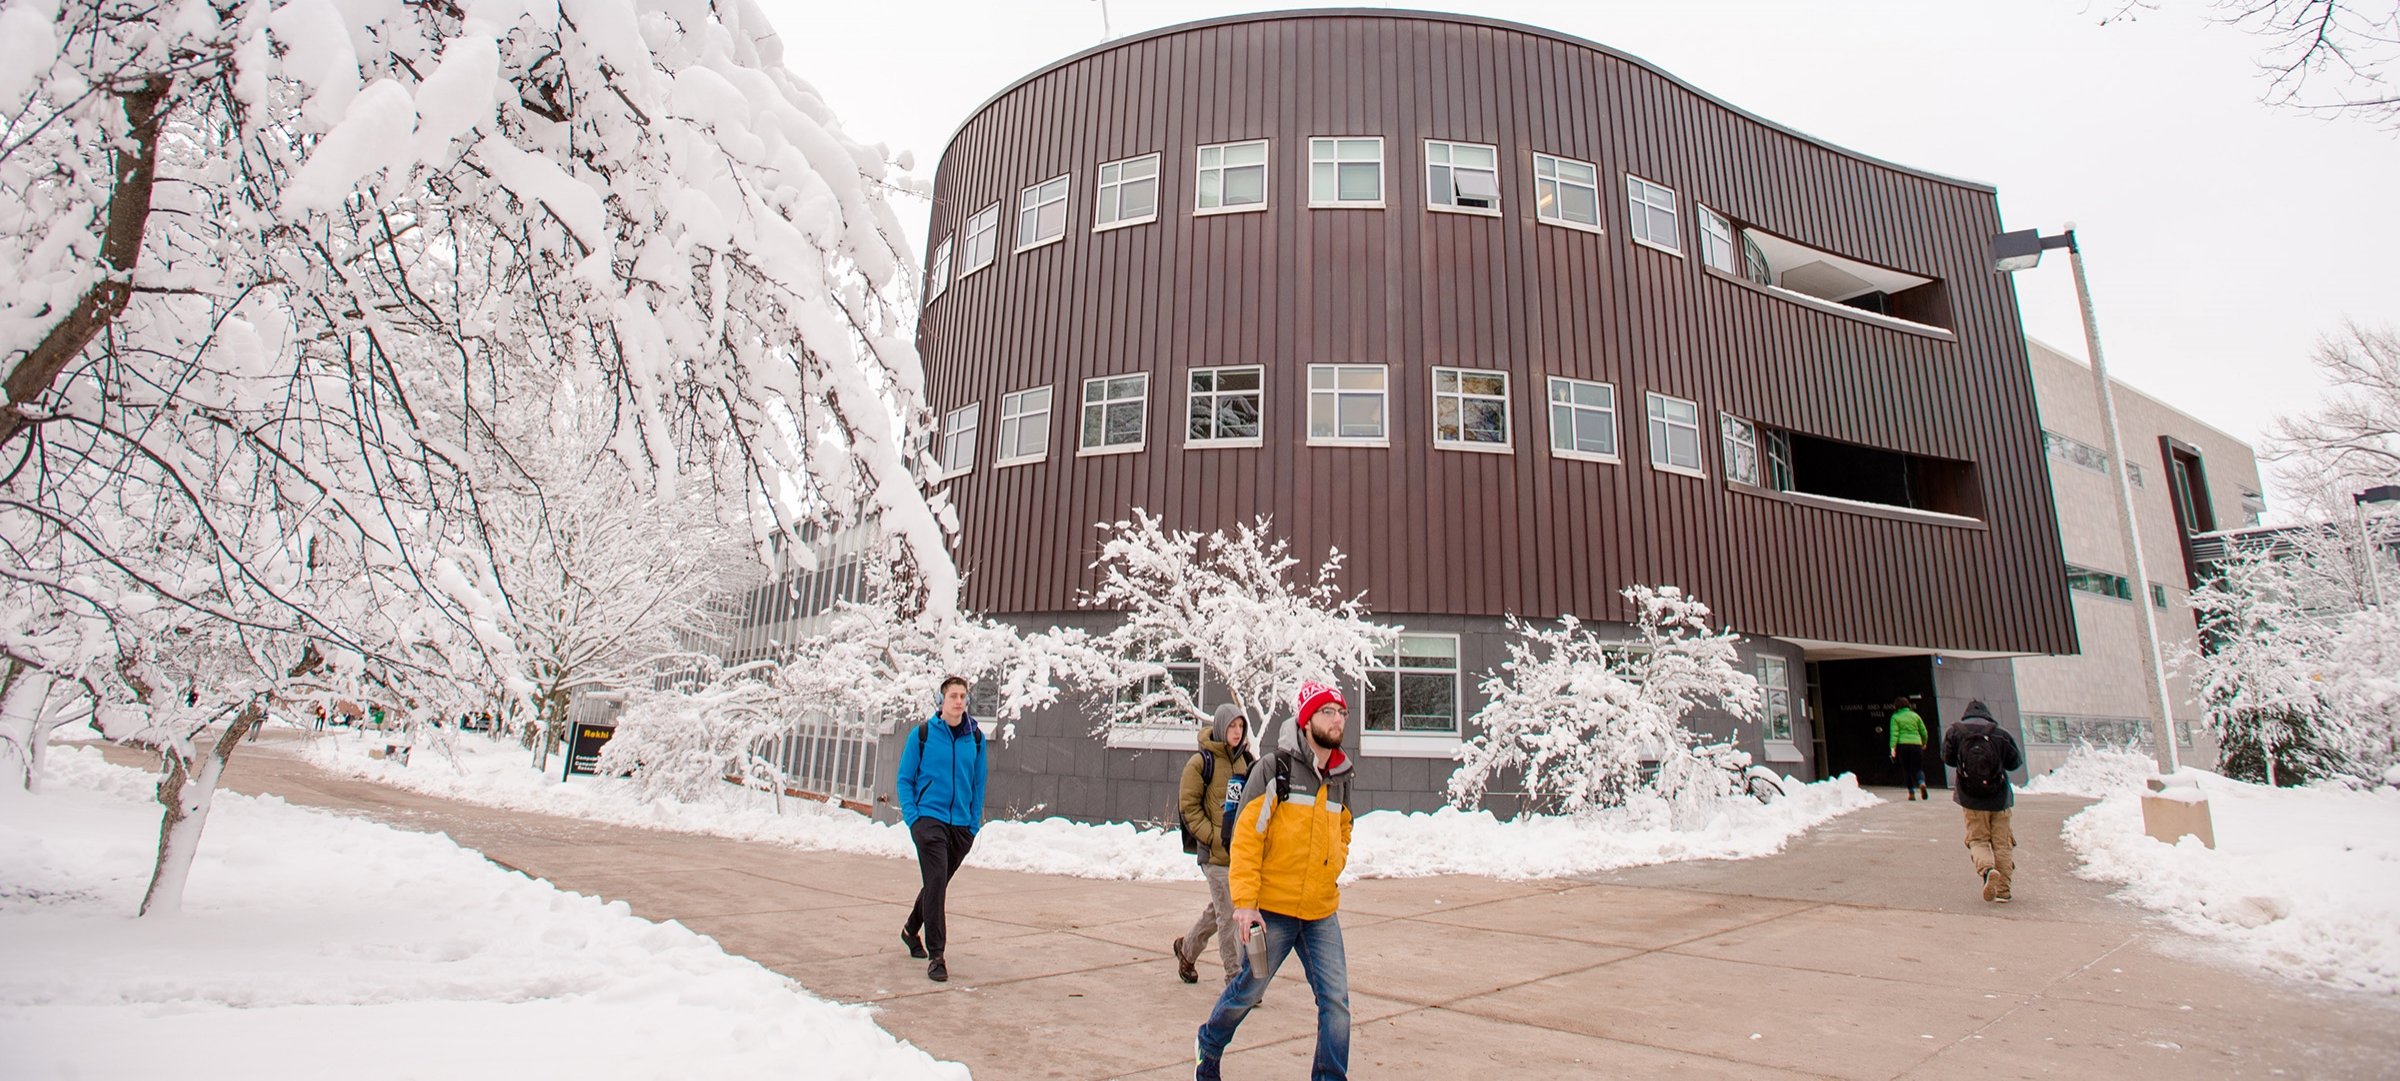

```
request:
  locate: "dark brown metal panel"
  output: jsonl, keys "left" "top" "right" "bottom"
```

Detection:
{"left": 917, "top": 11, "right": 2075, "bottom": 655}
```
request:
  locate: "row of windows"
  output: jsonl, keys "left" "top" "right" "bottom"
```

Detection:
{"left": 934, "top": 366, "right": 1758, "bottom": 482}
{"left": 2041, "top": 429, "right": 2145, "bottom": 488}
{"left": 2063, "top": 563, "right": 2169, "bottom": 608}
{"left": 1121, "top": 634, "right": 1799, "bottom": 740}
{"left": 925, "top": 136, "right": 1761, "bottom": 302}
{"left": 2023, "top": 712, "right": 2195, "bottom": 749}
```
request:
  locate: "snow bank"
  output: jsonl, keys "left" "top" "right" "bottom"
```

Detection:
{"left": 303, "top": 733, "right": 1877, "bottom": 882}
{"left": 2022, "top": 743, "right": 2157, "bottom": 798}
{"left": 2059, "top": 769, "right": 2400, "bottom": 995}
{"left": 0, "top": 746, "right": 966, "bottom": 1081}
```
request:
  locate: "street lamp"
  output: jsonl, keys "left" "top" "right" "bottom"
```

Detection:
{"left": 1990, "top": 225, "right": 2180, "bottom": 776}
{"left": 2353, "top": 485, "right": 2400, "bottom": 608}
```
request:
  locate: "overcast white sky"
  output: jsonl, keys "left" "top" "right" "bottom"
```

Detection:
{"left": 766, "top": 0, "right": 2400, "bottom": 510}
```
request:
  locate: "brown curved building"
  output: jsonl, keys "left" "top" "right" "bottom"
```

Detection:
{"left": 913, "top": 9, "right": 2072, "bottom": 816}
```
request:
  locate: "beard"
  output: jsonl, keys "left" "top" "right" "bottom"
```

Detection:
{"left": 1308, "top": 723, "right": 1343, "bottom": 750}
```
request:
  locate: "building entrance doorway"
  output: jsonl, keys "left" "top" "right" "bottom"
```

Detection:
{"left": 1810, "top": 656, "right": 1947, "bottom": 789}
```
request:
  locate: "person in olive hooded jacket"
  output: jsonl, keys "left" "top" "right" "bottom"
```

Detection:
{"left": 1173, "top": 703, "right": 1256, "bottom": 985}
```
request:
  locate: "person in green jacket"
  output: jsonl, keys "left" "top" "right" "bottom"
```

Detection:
{"left": 1173, "top": 704, "right": 1255, "bottom": 986}
{"left": 1889, "top": 696, "right": 1930, "bottom": 801}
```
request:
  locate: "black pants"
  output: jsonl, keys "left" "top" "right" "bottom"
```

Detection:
{"left": 905, "top": 819, "right": 975, "bottom": 957}
{"left": 1896, "top": 744, "right": 1926, "bottom": 788}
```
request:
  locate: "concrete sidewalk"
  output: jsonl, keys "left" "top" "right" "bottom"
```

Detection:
{"left": 91, "top": 739, "right": 2397, "bottom": 1079}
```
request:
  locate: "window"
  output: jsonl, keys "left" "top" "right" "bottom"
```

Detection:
{"left": 2151, "top": 583, "right": 2171, "bottom": 608}
{"left": 1626, "top": 175, "right": 1680, "bottom": 253}
{"left": 1533, "top": 152, "right": 1601, "bottom": 230}
{"left": 2042, "top": 429, "right": 2145, "bottom": 487}
{"left": 1646, "top": 392, "right": 1703, "bottom": 474}
{"left": 1546, "top": 377, "right": 1618, "bottom": 461}
{"left": 2064, "top": 563, "right": 2135, "bottom": 602}
{"left": 1432, "top": 367, "right": 1510, "bottom": 450}
{"left": 1196, "top": 139, "right": 1268, "bottom": 213}
{"left": 1721, "top": 414, "right": 1760, "bottom": 487}
{"left": 1764, "top": 428, "right": 1794, "bottom": 491}
{"left": 938, "top": 403, "right": 979, "bottom": 476}
{"left": 1758, "top": 656, "right": 1793, "bottom": 742}
{"left": 927, "top": 237, "right": 952, "bottom": 302}
{"left": 996, "top": 386, "right": 1051, "bottom": 466}
{"left": 1364, "top": 634, "right": 1459, "bottom": 735}
{"left": 1079, "top": 373, "right": 1148, "bottom": 454}
{"left": 1016, "top": 175, "right": 1070, "bottom": 251}
{"left": 1309, "top": 137, "right": 1383, "bottom": 207}
{"left": 1307, "top": 365, "right": 1388, "bottom": 444}
{"left": 1759, "top": 427, "right": 1984, "bottom": 519}
{"left": 1426, "top": 139, "right": 1500, "bottom": 213}
{"left": 1095, "top": 153, "right": 1159, "bottom": 229}
{"left": 1698, "top": 205, "right": 1736, "bottom": 274}
{"left": 1117, "top": 656, "right": 1203, "bottom": 725}
{"left": 1187, "top": 366, "right": 1263, "bottom": 446}
{"left": 958, "top": 202, "right": 999, "bottom": 276}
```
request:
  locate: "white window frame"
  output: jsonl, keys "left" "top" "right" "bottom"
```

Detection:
{"left": 995, "top": 386, "right": 1052, "bottom": 468}
{"left": 1016, "top": 174, "right": 1071, "bottom": 252}
{"left": 1697, "top": 204, "right": 1737, "bottom": 274}
{"left": 1431, "top": 367, "right": 1512, "bottom": 453}
{"left": 1546, "top": 376, "right": 1619, "bottom": 463}
{"left": 1078, "top": 373, "right": 1149, "bottom": 456}
{"left": 926, "top": 236, "right": 952, "bottom": 303}
{"left": 937, "top": 403, "right": 979, "bottom": 479}
{"left": 1721, "top": 413, "right": 1760, "bottom": 487}
{"left": 1758, "top": 655, "right": 1799, "bottom": 761}
{"left": 1532, "top": 152, "right": 1603, "bottom": 233}
{"left": 1646, "top": 392, "right": 1705, "bottom": 477}
{"left": 958, "top": 202, "right": 1000, "bottom": 278}
{"left": 1360, "top": 632, "right": 1462, "bottom": 750}
{"left": 1626, "top": 174, "right": 1681, "bottom": 255}
{"left": 1425, "top": 139, "right": 1501, "bottom": 216}
{"left": 1195, "top": 139, "right": 1269, "bottom": 216}
{"left": 1307, "top": 364, "right": 1389, "bottom": 446}
{"left": 1186, "top": 365, "right": 1265, "bottom": 449}
{"left": 1094, "top": 152, "right": 1160, "bottom": 231}
{"left": 1309, "top": 136, "right": 1385, "bottom": 209}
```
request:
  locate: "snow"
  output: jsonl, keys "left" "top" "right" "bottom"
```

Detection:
{"left": 0, "top": 746, "right": 966, "bottom": 1081}
{"left": 304, "top": 730, "right": 1879, "bottom": 883}
{"left": 2059, "top": 763, "right": 2400, "bottom": 994}
{"left": 2022, "top": 743, "right": 2158, "bottom": 798}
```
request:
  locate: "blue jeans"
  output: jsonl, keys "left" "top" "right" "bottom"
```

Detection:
{"left": 1195, "top": 911, "right": 1349, "bottom": 1081}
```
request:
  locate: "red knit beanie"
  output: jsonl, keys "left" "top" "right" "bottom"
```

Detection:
{"left": 1295, "top": 681, "right": 1345, "bottom": 727}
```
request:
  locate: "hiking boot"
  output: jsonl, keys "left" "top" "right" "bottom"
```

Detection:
{"left": 1919, "top": 785, "right": 1931, "bottom": 801}
{"left": 1981, "top": 868, "right": 2002, "bottom": 902}
{"left": 1994, "top": 877, "right": 2013, "bottom": 903}
{"left": 901, "top": 928, "right": 927, "bottom": 959}
{"left": 1173, "top": 937, "right": 1198, "bottom": 984}
{"left": 1194, "top": 1035, "right": 1222, "bottom": 1081}
{"left": 927, "top": 956, "right": 948, "bottom": 982}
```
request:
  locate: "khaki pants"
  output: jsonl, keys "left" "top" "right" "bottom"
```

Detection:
{"left": 1184, "top": 863, "right": 1240, "bottom": 984}
{"left": 1963, "top": 809, "right": 2016, "bottom": 895}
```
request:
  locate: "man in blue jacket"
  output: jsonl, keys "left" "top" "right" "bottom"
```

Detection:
{"left": 897, "top": 675, "right": 987, "bottom": 982}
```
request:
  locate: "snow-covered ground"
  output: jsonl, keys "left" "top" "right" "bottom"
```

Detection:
{"left": 2037, "top": 747, "right": 2400, "bottom": 995}
{"left": 0, "top": 746, "right": 966, "bottom": 1081}
{"left": 304, "top": 728, "right": 1881, "bottom": 881}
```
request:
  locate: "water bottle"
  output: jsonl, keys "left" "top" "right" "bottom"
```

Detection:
{"left": 1243, "top": 915, "right": 1270, "bottom": 977}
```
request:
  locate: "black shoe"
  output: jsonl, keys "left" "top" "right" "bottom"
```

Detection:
{"left": 1173, "top": 937, "right": 1198, "bottom": 984}
{"left": 928, "top": 956, "right": 948, "bottom": 982}
{"left": 901, "top": 928, "right": 927, "bottom": 959}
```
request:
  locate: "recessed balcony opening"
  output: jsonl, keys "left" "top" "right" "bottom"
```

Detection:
{"left": 1702, "top": 212, "right": 1952, "bottom": 332}
{"left": 1762, "top": 428, "right": 1983, "bottom": 520}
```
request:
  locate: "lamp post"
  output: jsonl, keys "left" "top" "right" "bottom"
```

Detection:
{"left": 1990, "top": 225, "right": 2180, "bottom": 776}
{"left": 2354, "top": 485, "right": 2400, "bottom": 608}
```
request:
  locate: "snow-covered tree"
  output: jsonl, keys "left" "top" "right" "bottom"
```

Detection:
{"left": 1080, "top": 510, "right": 1393, "bottom": 749}
{"left": 1, "top": 0, "right": 948, "bottom": 915}
{"left": 595, "top": 664, "right": 791, "bottom": 803}
{"left": 2185, "top": 546, "right": 2336, "bottom": 785}
{"left": 1448, "top": 587, "right": 1761, "bottom": 816}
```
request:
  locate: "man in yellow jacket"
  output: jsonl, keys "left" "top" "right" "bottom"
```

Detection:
{"left": 1194, "top": 681, "right": 1355, "bottom": 1081}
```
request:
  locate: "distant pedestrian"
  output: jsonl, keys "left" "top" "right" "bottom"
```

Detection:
{"left": 1174, "top": 704, "right": 1256, "bottom": 986}
{"left": 1941, "top": 699, "right": 2024, "bottom": 903}
{"left": 1195, "top": 681, "right": 1356, "bottom": 1081}
{"left": 1889, "top": 696, "right": 1930, "bottom": 801}
{"left": 898, "top": 675, "right": 987, "bottom": 982}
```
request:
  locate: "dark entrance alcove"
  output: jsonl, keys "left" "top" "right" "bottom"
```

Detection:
{"left": 1810, "top": 656, "right": 1948, "bottom": 789}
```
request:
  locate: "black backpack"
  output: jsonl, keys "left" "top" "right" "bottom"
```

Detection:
{"left": 1176, "top": 753, "right": 1217, "bottom": 855}
{"left": 1955, "top": 727, "right": 2008, "bottom": 800}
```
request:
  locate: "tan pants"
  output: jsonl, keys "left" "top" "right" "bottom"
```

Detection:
{"left": 1963, "top": 809, "right": 2016, "bottom": 895}
{"left": 1184, "top": 863, "right": 1240, "bottom": 984}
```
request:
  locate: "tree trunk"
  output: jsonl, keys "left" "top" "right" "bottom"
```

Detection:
{"left": 0, "top": 74, "right": 171, "bottom": 450}
{"left": 138, "top": 701, "right": 264, "bottom": 916}
{"left": 0, "top": 664, "right": 56, "bottom": 791}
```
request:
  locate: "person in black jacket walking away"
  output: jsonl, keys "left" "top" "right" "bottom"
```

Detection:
{"left": 1941, "top": 700, "right": 2025, "bottom": 903}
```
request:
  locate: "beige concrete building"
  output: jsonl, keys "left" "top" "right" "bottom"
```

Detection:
{"left": 2012, "top": 339, "right": 2265, "bottom": 775}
